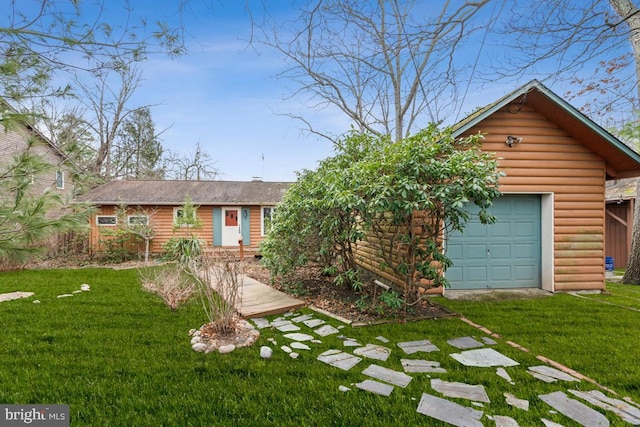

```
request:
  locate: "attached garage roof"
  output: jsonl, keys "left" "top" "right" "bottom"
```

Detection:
{"left": 75, "top": 180, "right": 291, "bottom": 205}
{"left": 453, "top": 80, "right": 640, "bottom": 180}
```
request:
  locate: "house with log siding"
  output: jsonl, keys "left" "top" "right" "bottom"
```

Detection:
{"left": 356, "top": 80, "right": 640, "bottom": 293}
{"left": 75, "top": 180, "right": 290, "bottom": 256}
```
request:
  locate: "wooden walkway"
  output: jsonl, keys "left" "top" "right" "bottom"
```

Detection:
{"left": 234, "top": 275, "right": 306, "bottom": 318}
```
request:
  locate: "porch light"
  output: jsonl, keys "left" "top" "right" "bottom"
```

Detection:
{"left": 505, "top": 135, "right": 522, "bottom": 147}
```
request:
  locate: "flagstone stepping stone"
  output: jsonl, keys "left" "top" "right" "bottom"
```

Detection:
{"left": 353, "top": 344, "right": 391, "bottom": 361}
{"left": 283, "top": 333, "right": 315, "bottom": 342}
{"left": 541, "top": 419, "right": 566, "bottom": 427}
{"left": 343, "top": 340, "right": 361, "bottom": 347}
{"left": 450, "top": 348, "right": 519, "bottom": 367}
{"left": 276, "top": 323, "right": 301, "bottom": 332}
{"left": 362, "top": 364, "right": 412, "bottom": 388}
{"left": 430, "top": 379, "right": 490, "bottom": 403}
{"left": 314, "top": 324, "right": 340, "bottom": 336}
{"left": 281, "top": 345, "right": 292, "bottom": 353}
{"left": 339, "top": 385, "right": 351, "bottom": 392}
{"left": 504, "top": 393, "right": 529, "bottom": 411}
{"left": 252, "top": 318, "right": 271, "bottom": 329}
{"left": 416, "top": 393, "right": 484, "bottom": 427}
{"left": 497, "top": 367, "right": 515, "bottom": 384}
{"left": 482, "top": 336, "right": 497, "bottom": 345}
{"left": 291, "top": 314, "right": 314, "bottom": 323}
{"left": 290, "top": 342, "right": 311, "bottom": 351}
{"left": 494, "top": 415, "right": 520, "bottom": 427}
{"left": 302, "top": 318, "right": 325, "bottom": 328}
{"left": 317, "top": 349, "right": 362, "bottom": 371}
{"left": 355, "top": 379, "right": 394, "bottom": 396}
{"left": 376, "top": 336, "right": 390, "bottom": 343}
{"left": 401, "top": 359, "right": 446, "bottom": 374}
{"left": 539, "top": 391, "right": 610, "bottom": 427}
{"left": 0, "top": 291, "right": 34, "bottom": 302}
{"left": 568, "top": 389, "right": 640, "bottom": 425}
{"left": 528, "top": 365, "right": 580, "bottom": 383}
{"left": 447, "top": 336, "right": 485, "bottom": 349}
{"left": 397, "top": 339, "right": 439, "bottom": 354}
{"left": 289, "top": 352, "right": 299, "bottom": 359}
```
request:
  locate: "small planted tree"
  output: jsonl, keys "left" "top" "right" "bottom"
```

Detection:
{"left": 99, "top": 204, "right": 157, "bottom": 263}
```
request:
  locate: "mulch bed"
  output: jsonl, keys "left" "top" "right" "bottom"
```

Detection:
{"left": 243, "top": 258, "right": 457, "bottom": 325}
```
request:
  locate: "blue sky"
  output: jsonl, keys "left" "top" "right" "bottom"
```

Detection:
{"left": 54, "top": 0, "right": 633, "bottom": 182}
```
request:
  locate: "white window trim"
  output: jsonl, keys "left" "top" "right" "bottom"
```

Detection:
{"left": 127, "top": 215, "right": 149, "bottom": 226}
{"left": 55, "top": 170, "right": 64, "bottom": 189}
{"left": 261, "top": 206, "right": 274, "bottom": 236}
{"left": 96, "top": 215, "right": 117, "bottom": 226}
{"left": 173, "top": 207, "right": 197, "bottom": 226}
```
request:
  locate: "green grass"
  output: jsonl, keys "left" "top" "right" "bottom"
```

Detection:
{"left": 1, "top": 268, "right": 638, "bottom": 426}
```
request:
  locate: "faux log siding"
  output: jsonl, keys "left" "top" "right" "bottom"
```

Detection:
{"left": 355, "top": 104, "right": 607, "bottom": 291}
{"left": 88, "top": 205, "right": 266, "bottom": 254}
{"left": 473, "top": 106, "right": 606, "bottom": 291}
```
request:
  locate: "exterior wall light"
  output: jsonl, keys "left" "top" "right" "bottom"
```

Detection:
{"left": 506, "top": 135, "right": 522, "bottom": 147}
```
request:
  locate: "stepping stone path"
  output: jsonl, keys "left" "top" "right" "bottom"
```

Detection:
{"left": 207, "top": 310, "right": 637, "bottom": 426}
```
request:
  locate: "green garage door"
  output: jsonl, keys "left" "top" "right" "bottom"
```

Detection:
{"left": 446, "top": 195, "right": 541, "bottom": 290}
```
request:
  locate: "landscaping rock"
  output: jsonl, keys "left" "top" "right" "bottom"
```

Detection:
{"left": 57, "top": 294, "right": 74, "bottom": 298}
{"left": 568, "top": 389, "right": 640, "bottom": 425}
{"left": 401, "top": 359, "right": 446, "bottom": 374}
{"left": 494, "top": 415, "right": 520, "bottom": 427}
{"left": 289, "top": 352, "right": 299, "bottom": 359}
{"left": 528, "top": 365, "right": 580, "bottom": 383}
{"left": 192, "top": 342, "right": 208, "bottom": 352}
{"left": 218, "top": 344, "right": 236, "bottom": 354}
{"left": 281, "top": 345, "right": 292, "bottom": 354}
{"left": 260, "top": 346, "right": 273, "bottom": 359}
{"left": 338, "top": 385, "right": 351, "bottom": 392}
{"left": 497, "top": 368, "right": 515, "bottom": 384}
{"left": 282, "top": 333, "right": 315, "bottom": 342}
{"left": 317, "top": 349, "right": 362, "bottom": 371}
{"left": 302, "top": 318, "right": 325, "bottom": 328}
{"left": 314, "top": 324, "right": 340, "bottom": 337}
{"left": 504, "top": 393, "right": 529, "bottom": 411}
{"left": 447, "top": 336, "right": 485, "bottom": 349}
{"left": 290, "top": 342, "right": 310, "bottom": 351}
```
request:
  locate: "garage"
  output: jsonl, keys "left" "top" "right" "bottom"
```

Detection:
{"left": 445, "top": 195, "right": 541, "bottom": 290}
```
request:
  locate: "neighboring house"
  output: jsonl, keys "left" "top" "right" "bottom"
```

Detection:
{"left": 75, "top": 180, "right": 291, "bottom": 255}
{"left": 0, "top": 105, "right": 75, "bottom": 255}
{"left": 605, "top": 177, "right": 638, "bottom": 269}
{"left": 357, "top": 80, "right": 640, "bottom": 293}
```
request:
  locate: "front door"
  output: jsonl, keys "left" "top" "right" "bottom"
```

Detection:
{"left": 222, "top": 207, "right": 241, "bottom": 246}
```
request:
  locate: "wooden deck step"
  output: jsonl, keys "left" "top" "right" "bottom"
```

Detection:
{"left": 234, "top": 275, "right": 306, "bottom": 318}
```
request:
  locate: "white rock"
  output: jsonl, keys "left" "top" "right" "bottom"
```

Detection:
{"left": 188, "top": 329, "right": 197, "bottom": 336}
{"left": 289, "top": 352, "right": 299, "bottom": 359}
{"left": 281, "top": 345, "right": 292, "bottom": 353}
{"left": 192, "top": 342, "right": 208, "bottom": 352}
{"left": 218, "top": 344, "right": 236, "bottom": 354}
{"left": 339, "top": 385, "right": 351, "bottom": 392}
{"left": 80, "top": 284, "right": 90, "bottom": 291}
{"left": 57, "top": 294, "right": 73, "bottom": 298}
{"left": 190, "top": 336, "right": 202, "bottom": 345}
{"left": 205, "top": 345, "right": 217, "bottom": 354}
{"left": 32, "top": 300, "right": 41, "bottom": 304}
{"left": 72, "top": 290, "right": 82, "bottom": 294}
{"left": 260, "top": 346, "right": 273, "bottom": 358}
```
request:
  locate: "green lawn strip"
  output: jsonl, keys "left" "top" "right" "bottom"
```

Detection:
{"left": 0, "top": 268, "right": 630, "bottom": 425}
{"left": 434, "top": 291, "right": 640, "bottom": 405}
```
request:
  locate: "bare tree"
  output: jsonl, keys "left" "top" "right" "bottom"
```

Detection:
{"left": 256, "top": 0, "right": 492, "bottom": 142}
{"left": 502, "top": 0, "right": 640, "bottom": 283}
{"left": 165, "top": 141, "right": 219, "bottom": 181}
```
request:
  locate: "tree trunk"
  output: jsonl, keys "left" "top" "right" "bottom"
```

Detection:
{"left": 609, "top": 0, "right": 640, "bottom": 283}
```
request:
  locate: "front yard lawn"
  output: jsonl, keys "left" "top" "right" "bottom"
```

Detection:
{"left": 1, "top": 268, "right": 638, "bottom": 426}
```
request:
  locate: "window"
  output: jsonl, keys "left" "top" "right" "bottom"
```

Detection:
{"left": 55, "top": 170, "right": 64, "bottom": 189}
{"left": 174, "top": 207, "right": 198, "bottom": 227}
{"left": 262, "top": 206, "right": 274, "bottom": 236}
{"left": 96, "top": 215, "right": 117, "bottom": 226}
{"left": 128, "top": 215, "right": 149, "bottom": 226}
